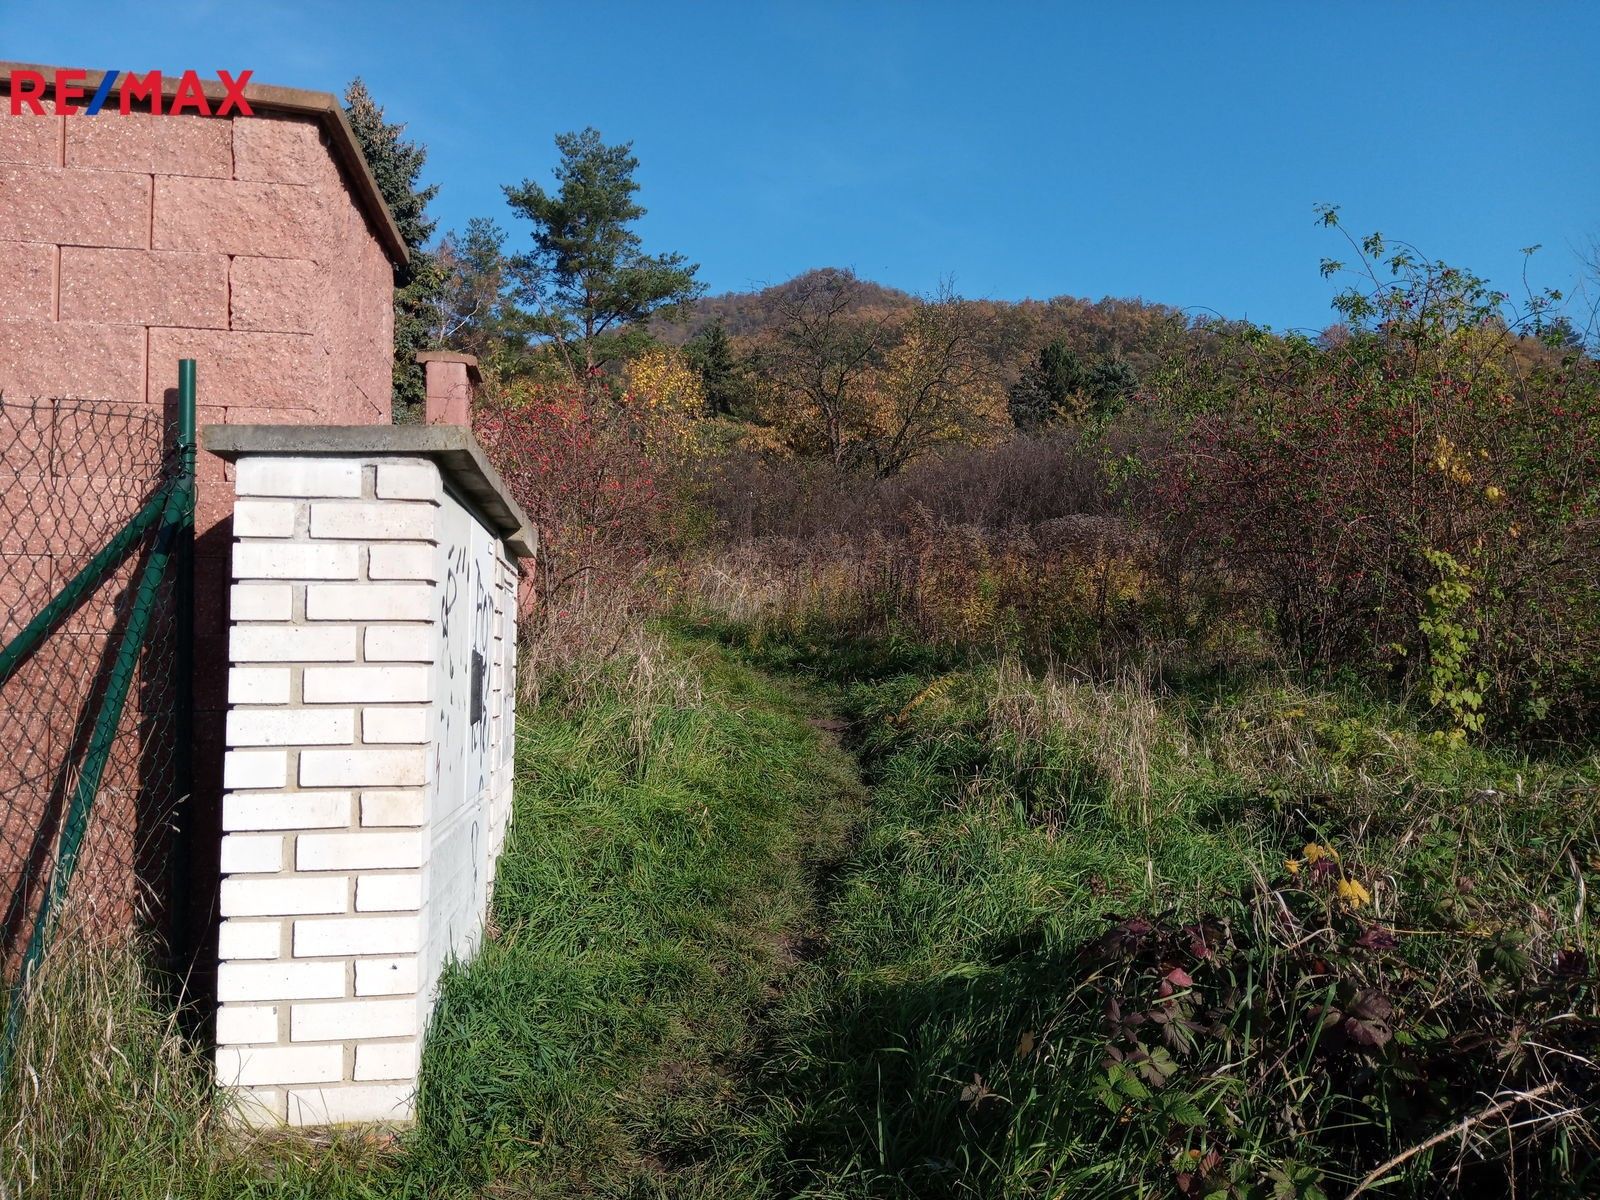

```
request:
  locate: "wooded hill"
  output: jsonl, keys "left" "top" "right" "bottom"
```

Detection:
{"left": 657, "top": 267, "right": 1210, "bottom": 385}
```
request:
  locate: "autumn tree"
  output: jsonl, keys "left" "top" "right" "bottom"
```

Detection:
{"left": 867, "top": 290, "right": 1005, "bottom": 475}
{"left": 343, "top": 79, "right": 440, "bottom": 420}
{"left": 759, "top": 268, "right": 893, "bottom": 467}
{"left": 625, "top": 345, "right": 706, "bottom": 454}
{"left": 503, "top": 129, "right": 702, "bottom": 388}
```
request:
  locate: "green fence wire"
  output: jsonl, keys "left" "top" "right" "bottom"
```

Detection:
{"left": 0, "top": 362, "right": 195, "bottom": 1080}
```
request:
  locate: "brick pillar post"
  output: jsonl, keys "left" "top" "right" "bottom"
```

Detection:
{"left": 416, "top": 353, "right": 480, "bottom": 426}
{"left": 204, "top": 425, "right": 535, "bottom": 1128}
{"left": 215, "top": 455, "right": 440, "bottom": 1125}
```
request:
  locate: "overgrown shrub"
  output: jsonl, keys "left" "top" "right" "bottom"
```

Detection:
{"left": 689, "top": 231, "right": 1600, "bottom": 745}
{"left": 728, "top": 639, "right": 1600, "bottom": 1199}
{"left": 1145, "top": 231, "right": 1600, "bottom": 742}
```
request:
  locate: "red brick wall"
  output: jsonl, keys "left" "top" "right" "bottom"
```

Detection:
{"left": 0, "top": 108, "right": 396, "bottom": 535}
{"left": 0, "top": 105, "right": 398, "bottom": 970}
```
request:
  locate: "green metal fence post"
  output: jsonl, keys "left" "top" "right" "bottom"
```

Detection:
{"left": 0, "top": 492, "right": 169, "bottom": 688}
{"left": 171, "top": 361, "right": 197, "bottom": 967}
{"left": 1, "top": 482, "right": 189, "bottom": 1074}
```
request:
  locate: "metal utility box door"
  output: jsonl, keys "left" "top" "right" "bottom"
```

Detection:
{"left": 422, "top": 492, "right": 517, "bottom": 1004}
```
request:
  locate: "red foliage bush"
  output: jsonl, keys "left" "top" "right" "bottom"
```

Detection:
{"left": 473, "top": 384, "right": 671, "bottom": 668}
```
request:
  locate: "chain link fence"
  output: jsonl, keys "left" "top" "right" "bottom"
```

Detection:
{"left": 0, "top": 377, "right": 195, "bottom": 1076}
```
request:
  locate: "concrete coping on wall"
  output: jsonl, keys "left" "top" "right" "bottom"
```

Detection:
{"left": 203, "top": 425, "right": 537, "bottom": 559}
{"left": 414, "top": 352, "right": 483, "bottom": 385}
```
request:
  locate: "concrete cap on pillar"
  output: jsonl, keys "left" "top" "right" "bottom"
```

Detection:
{"left": 416, "top": 352, "right": 481, "bottom": 426}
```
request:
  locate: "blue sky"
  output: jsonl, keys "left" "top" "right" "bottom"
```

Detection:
{"left": 7, "top": 2, "right": 1597, "bottom": 332}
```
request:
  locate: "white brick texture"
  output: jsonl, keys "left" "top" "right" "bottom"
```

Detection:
{"left": 301, "top": 666, "right": 429, "bottom": 704}
{"left": 367, "top": 545, "right": 437, "bottom": 581}
{"left": 354, "top": 1040, "right": 420, "bottom": 1081}
{"left": 231, "top": 625, "right": 358, "bottom": 662}
{"left": 364, "top": 626, "right": 436, "bottom": 663}
{"left": 218, "top": 448, "right": 519, "bottom": 1128}
{"left": 375, "top": 461, "right": 441, "bottom": 501}
{"left": 362, "top": 707, "right": 429, "bottom": 743}
{"left": 236, "top": 458, "right": 362, "bottom": 498}
{"left": 297, "top": 831, "right": 424, "bottom": 872}
{"left": 355, "top": 874, "right": 423, "bottom": 912}
{"left": 304, "top": 584, "right": 433, "bottom": 622}
{"left": 355, "top": 956, "right": 419, "bottom": 997}
{"left": 231, "top": 584, "right": 294, "bottom": 621}
{"left": 224, "top": 791, "right": 351, "bottom": 831}
{"left": 223, "top": 751, "right": 287, "bottom": 790}
{"left": 360, "top": 790, "right": 425, "bottom": 827}
{"left": 286, "top": 1084, "right": 413, "bottom": 1125}
{"left": 233, "top": 542, "right": 360, "bottom": 580}
{"left": 218, "top": 919, "right": 284, "bottom": 960}
{"left": 234, "top": 500, "right": 299, "bottom": 539}
{"left": 227, "top": 709, "right": 356, "bottom": 747}
{"left": 218, "top": 1044, "right": 344, "bottom": 1087}
{"left": 298, "top": 747, "right": 428, "bottom": 788}
{"left": 229, "top": 667, "right": 292, "bottom": 705}
{"left": 293, "top": 915, "right": 420, "bottom": 958}
{"left": 376, "top": 460, "right": 444, "bottom": 499}
{"left": 290, "top": 998, "right": 417, "bottom": 1043}
{"left": 217, "top": 1004, "right": 282, "bottom": 1044}
{"left": 220, "top": 876, "right": 348, "bottom": 918}
{"left": 219, "top": 835, "right": 285, "bottom": 874}
{"left": 218, "top": 960, "right": 346, "bottom": 1003}
{"left": 310, "top": 502, "right": 436, "bottom": 541}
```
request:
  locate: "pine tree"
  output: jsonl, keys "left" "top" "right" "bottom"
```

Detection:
{"left": 343, "top": 78, "right": 441, "bottom": 420}
{"left": 1086, "top": 358, "right": 1138, "bottom": 420}
{"left": 504, "top": 128, "right": 702, "bottom": 387}
{"left": 1008, "top": 339, "right": 1086, "bottom": 429}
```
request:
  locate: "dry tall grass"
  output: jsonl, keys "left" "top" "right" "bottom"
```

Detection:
{"left": 0, "top": 933, "right": 220, "bottom": 1199}
{"left": 983, "top": 659, "right": 1175, "bottom": 826}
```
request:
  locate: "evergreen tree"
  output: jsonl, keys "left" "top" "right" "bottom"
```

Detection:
{"left": 504, "top": 129, "right": 702, "bottom": 387}
{"left": 1008, "top": 339, "right": 1086, "bottom": 429}
{"left": 1008, "top": 341, "right": 1140, "bottom": 429}
{"left": 343, "top": 78, "right": 441, "bottom": 420}
{"left": 1085, "top": 358, "right": 1138, "bottom": 420}
{"left": 684, "top": 320, "right": 746, "bottom": 416}
{"left": 433, "top": 217, "right": 524, "bottom": 363}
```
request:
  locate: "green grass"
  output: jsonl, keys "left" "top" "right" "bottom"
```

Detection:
{"left": 6, "top": 627, "right": 1597, "bottom": 1198}
{"left": 406, "top": 640, "right": 865, "bottom": 1195}
{"left": 694, "top": 618, "right": 1600, "bottom": 1198}
{"left": 2, "top": 638, "right": 866, "bottom": 1199}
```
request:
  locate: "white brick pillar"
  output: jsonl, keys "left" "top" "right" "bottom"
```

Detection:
{"left": 203, "top": 428, "right": 534, "bottom": 1127}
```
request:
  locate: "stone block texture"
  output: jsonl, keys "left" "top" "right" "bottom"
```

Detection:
{"left": 218, "top": 453, "right": 517, "bottom": 1126}
{"left": 0, "top": 108, "right": 399, "bottom": 521}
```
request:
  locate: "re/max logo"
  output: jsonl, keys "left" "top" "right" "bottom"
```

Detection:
{"left": 7, "top": 69, "right": 254, "bottom": 117}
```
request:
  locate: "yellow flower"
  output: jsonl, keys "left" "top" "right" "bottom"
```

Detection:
{"left": 1484, "top": 485, "right": 1504, "bottom": 503}
{"left": 1284, "top": 859, "right": 1302, "bottom": 876}
{"left": 1337, "top": 878, "right": 1372, "bottom": 909}
{"left": 1302, "top": 842, "right": 1339, "bottom": 865}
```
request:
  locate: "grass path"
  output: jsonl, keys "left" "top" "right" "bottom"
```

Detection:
{"left": 403, "top": 633, "right": 873, "bottom": 1197}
